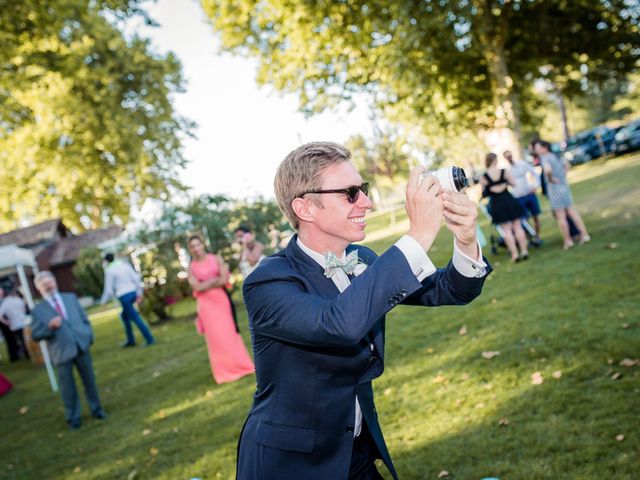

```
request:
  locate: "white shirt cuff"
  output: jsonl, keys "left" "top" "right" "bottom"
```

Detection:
{"left": 452, "top": 239, "right": 487, "bottom": 278}
{"left": 395, "top": 235, "right": 437, "bottom": 282}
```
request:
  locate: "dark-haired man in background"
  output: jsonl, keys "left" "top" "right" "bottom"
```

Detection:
{"left": 100, "top": 253, "right": 155, "bottom": 347}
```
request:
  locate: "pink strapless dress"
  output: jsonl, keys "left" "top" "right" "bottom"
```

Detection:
{"left": 191, "top": 254, "right": 254, "bottom": 384}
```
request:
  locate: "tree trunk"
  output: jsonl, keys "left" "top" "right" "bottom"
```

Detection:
{"left": 555, "top": 86, "right": 571, "bottom": 143}
{"left": 474, "top": 1, "right": 523, "bottom": 156}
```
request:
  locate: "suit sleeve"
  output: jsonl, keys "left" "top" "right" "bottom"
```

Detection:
{"left": 244, "top": 246, "right": 424, "bottom": 348}
{"left": 402, "top": 258, "right": 491, "bottom": 307}
{"left": 30, "top": 307, "right": 55, "bottom": 341}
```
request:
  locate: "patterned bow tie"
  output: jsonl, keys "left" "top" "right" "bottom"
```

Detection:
{"left": 324, "top": 250, "right": 359, "bottom": 278}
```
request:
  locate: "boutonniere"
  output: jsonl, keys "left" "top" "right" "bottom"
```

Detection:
{"left": 353, "top": 259, "right": 368, "bottom": 277}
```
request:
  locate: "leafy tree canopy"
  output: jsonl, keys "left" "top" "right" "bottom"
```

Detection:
{"left": 203, "top": 0, "right": 639, "bottom": 153}
{"left": 0, "top": 0, "right": 193, "bottom": 231}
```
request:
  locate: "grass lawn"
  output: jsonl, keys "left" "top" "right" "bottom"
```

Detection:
{"left": 1, "top": 154, "right": 638, "bottom": 480}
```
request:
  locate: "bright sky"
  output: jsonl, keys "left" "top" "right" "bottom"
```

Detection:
{"left": 136, "top": 0, "right": 372, "bottom": 199}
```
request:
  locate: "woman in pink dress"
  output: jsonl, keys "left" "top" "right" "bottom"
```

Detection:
{"left": 187, "top": 235, "right": 255, "bottom": 384}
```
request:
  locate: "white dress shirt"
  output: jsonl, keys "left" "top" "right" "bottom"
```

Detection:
{"left": 508, "top": 160, "right": 540, "bottom": 198}
{"left": 100, "top": 260, "right": 143, "bottom": 303}
{"left": 46, "top": 292, "right": 68, "bottom": 320}
{"left": 297, "top": 234, "right": 486, "bottom": 437}
{"left": 0, "top": 296, "right": 28, "bottom": 331}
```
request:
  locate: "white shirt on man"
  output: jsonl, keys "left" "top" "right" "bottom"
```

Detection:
{"left": 508, "top": 159, "right": 540, "bottom": 198}
{"left": 0, "top": 295, "right": 28, "bottom": 331}
{"left": 297, "top": 235, "right": 486, "bottom": 438}
{"left": 100, "top": 259, "right": 143, "bottom": 303}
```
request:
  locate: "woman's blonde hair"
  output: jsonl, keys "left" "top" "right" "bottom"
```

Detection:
{"left": 274, "top": 142, "right": 351, "bottom": 229}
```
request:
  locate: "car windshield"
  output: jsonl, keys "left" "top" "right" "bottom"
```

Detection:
{"left": 565, "top": 132, "right": 592, "bottom": 149}
{"left": 619, "top": 120, "right": 640, "bottom": 136}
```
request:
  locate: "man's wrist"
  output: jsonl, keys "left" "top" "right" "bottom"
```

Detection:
{"left": 407, "top": 229, "right": 437, "bottom": 252}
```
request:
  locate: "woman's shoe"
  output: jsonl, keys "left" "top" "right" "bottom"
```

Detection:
{"left": 563, "top": 241, "right": 575, "bottom": 250}
{"left": 520, "top": 253, "right": 529, "bottom": 261}
{"left": 580, "top": 235, "right": 591, "bottom": 245}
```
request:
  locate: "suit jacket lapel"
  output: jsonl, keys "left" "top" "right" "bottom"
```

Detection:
{"left": 286, "top": 235, "right": 341, "bottom": 298}
{"left": 287, "top": 236, "right": 385, "bottom": 356}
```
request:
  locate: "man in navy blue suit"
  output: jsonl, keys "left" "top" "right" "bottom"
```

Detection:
{"left": 237, "top": 142, "right": 491, "bottom": 479}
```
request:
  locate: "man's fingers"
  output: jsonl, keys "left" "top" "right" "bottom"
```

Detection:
{"left": 407, "top": 166, "right": 427, "bottom": 197}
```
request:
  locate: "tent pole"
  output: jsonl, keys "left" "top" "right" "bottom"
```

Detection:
{"left": 17, "top": 263, "right": 58, "bottom": 392}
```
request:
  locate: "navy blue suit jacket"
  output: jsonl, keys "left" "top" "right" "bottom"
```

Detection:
{"left": 237, "top": 235, "right": 490, "bottom": 479}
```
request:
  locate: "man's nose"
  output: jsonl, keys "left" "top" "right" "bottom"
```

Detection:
{"left": 358, "top": 190, "right": 373, "bottom": 209}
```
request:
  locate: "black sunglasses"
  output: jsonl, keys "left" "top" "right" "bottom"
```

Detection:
{"left": 299, "top": 182, "right": 369, "bottom": 204}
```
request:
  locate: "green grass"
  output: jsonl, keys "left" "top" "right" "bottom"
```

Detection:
{"left": 1, "top": 154, "right": 639, "bottom": 479}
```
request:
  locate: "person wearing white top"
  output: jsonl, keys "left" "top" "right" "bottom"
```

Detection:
{"left": 0, "top": 288, "right": 29, "bottom": 360}
{"left": 100, "top": 253, "right": 155, "bottom": 347}
{"left": 504, "top": 150, "right": 542, "bottom": 239}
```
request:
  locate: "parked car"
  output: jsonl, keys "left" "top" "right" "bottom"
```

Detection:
{"left": 614, "top": 119, "right": 640, "bottom": 155}
{"left": 561, "top": 126, "right": 617, "bottom": 165}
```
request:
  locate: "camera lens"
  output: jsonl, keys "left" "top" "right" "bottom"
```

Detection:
{"left": 451, "top": 167, "right": 468, "bottom": 191}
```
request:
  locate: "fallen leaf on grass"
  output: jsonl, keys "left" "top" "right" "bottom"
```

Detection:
{"left": 461, "top": 373, "right": 470, "bottom": 381}
{"left": 152, "top": 371, "right": 160, "bottom": 378}
{"left": 482, "top": 351, "right": 500, "bottom": 359}
{"left": 552, "top": 370, "right": 562, "bottom": 379}
{"left": 615, "top": 434, "right": 625, "bottom": 442}
{"left": 425, "top": 347, "right": 434, "bottom": 354}
{"left": 458, "top": 325, "right": 467, "bottom": 336}
{"left": 384, "top": 388, "right": 393, "bottom": 396}
{"left": 433, "top": 375, "right": 446, "bottom": 384}
{"left": 606, "top": 243, "right": 618, "bottom": 249}
{"left": 619, "top": 358, "right": 638, "bottom": 367}
{"left": 73, "top": 466, "right": 81, "bottom": 473}
{"left": 149, "top": 447, "right": 159, "bottom": 456}
{"left": 491, "top": 298, "right": 498, "bottom": 304}
{"left": 142, "top": 429, "right": 151, "bottom": 436}
{"left": 531, "top": 372, "right": 544, "bottom": 385}
{"left": 611, "top": 372, "right": 622, "bottom": 380}
{"left": 607, "top": 358, "right": 614, "bottom": 365}
{"left": 621, "top": 323, "right": 629, "bottom": 329}
{"left": 19, "top": 406, "right": 29, "bottom": 415}
{"left": 127, "top": 469, "right": 138, "bottom": 480}
{"left": 498, "top": 418, "right": 510, "bottom": 426}
{"left": 205, "top": 390, "right": 214, "bottom": 398}
{"left": 438, "top": 471, "right": 450, "bottom": 478}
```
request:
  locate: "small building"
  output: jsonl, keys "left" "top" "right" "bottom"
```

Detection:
{"left": 0, "top": 219, "right": 122, "bottom": 294}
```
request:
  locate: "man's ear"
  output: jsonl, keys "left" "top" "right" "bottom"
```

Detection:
{"left": 291, "top": 197, "right": 315, "bottom": 224}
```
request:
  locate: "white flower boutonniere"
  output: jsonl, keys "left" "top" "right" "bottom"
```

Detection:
{"left": 353, "top": 260, "right": 368, "bottom": 277}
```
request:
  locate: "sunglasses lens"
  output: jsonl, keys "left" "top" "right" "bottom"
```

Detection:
{"left": 346, "top": 183, "right": 369, "bottom": 203}
{"left": 346, "top": 187, "right": 359, "bottom": 203}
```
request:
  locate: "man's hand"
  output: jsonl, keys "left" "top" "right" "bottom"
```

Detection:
{"left": 48, "top": 316, "right": 62, "bottom": 329}
{"left": 406, "top": 166, "right": 444, "bottom": 251}
{"left": 442, "top": 190, "right": 479, "bottom": 259}
{"left": 135, "top": 295, "right": 143, "bottom": 305}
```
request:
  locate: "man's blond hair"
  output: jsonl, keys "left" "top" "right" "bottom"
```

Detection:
{"left": 274, "top": 142, "right": 351, "bottom": 229}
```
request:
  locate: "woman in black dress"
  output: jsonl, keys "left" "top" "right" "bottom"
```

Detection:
{"left": 480, "top": 152, "right": 529, "bottom": 262}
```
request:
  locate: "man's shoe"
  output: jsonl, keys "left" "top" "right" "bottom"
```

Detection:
{"left": 120, "top": 341, "right": 136, "bottom": 348}
{"left": 69, "top": 422, "right": 81, "bottom": 430}
{"left": 92, "top": 410, "right": 107, "bottom": 420}
{"left": 142, "top": 340, "right": 156, "bottom": 348}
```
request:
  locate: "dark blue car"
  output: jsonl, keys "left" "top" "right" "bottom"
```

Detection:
{"left": 614, "top": 119, "right": 640, "bottom": 155}
{"left": 561, "top": 126, "right": 617, "bottom": 165}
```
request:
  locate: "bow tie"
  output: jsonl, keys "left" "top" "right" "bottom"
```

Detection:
{"left": 324, "top": 250, "right": 359, "bottom": 278}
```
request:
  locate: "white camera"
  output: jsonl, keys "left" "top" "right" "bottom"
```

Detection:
{"left": 419, "top": 166, "right": 468, "bottom": 192}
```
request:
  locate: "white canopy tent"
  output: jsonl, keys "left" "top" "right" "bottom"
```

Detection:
{"left": 0, "top": 244, "right": 58, "bottom": 391}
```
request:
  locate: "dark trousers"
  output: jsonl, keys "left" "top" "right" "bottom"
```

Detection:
{"left": 118, "top": 291, "right": 154, "bottom": 344}
{"left": 0, "top": 322, "right": 24, "bottom": 361}
{"left": 56, "top": 349, "right": 102, "bottom": 425}
{"left": 349, "top": 423, "right": 384, "bottom": 480}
